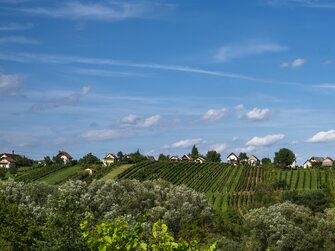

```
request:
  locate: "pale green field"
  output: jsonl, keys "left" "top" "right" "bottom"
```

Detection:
{"left": 101, "top": 164, "right": 134, "bottom": 181}
{"left": 38, "top": 165, "right": 83, "bottom": 185}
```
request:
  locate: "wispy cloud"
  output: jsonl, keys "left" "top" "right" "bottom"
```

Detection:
{"left": 245, "top": 108, "right": 271, "bottom": 121}
{"left": 163, "top": 138, "right": 206, "bottom": 149}
{"left": 15, "top": 1, "right": 172, "bottom": 21}
{"left": 307, "top": 129, "right": 335, "bottom": 143}
{"left": 31, "top": 85, "right": 91, "bottom": 111}
{"left": 0, "top": 36, "right": 38, "bottom": 45}
{"left": 246, "top": 134, "right": 285, "bottom": 146}
{"left": 202, "top": 108, "right": 228, "bottom": 121}
{"left": 120, "top": 114, "right": 161, "bottom": 128}
{"left": 214, "top": 41, "right": 287, "bottom": 62}
{"left": 75, "top": 68, "right": 146, "bottom": 77}
{"left": 264, "top": 0, "right": 335, "bottom": 8}
{"left": 81, "top": 129, "right": 125, "bottom": 141}
{"left": 0, "top": 72, "right": 23, "bottom": 96}
{"left": 312, "top": 83, "right": 335, "bottom": 89}
{"left": 0, "top": 23, "right": 33, "bottom": 31}
{"left": 281, "top": 58, "right": 306, "bottom": 68}
{"left": 209, "top": 143, "right": 227, "bottom": 153}
{"left": 0, "top": 52, "right": 304, "bottom": 87}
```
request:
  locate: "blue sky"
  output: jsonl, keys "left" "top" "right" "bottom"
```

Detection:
{"left": 1, "top": 0, "right": 335, "bottom": 164}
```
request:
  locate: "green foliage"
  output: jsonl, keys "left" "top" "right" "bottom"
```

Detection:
{"left": 205, "top": 151, "right": 221, "bottom": 163}
{"left": 261, "top": 157, "right": 271, "bottom": 165}
{"left": 191, "top": 145, "right": 199, "bottom": 159}
{"left": 238, "top": 152, "right": 247, "bottom": 161}
{"left": 15, "top": 155, "right": 34, "bottom": 167}
{"left": 127, "top": 150, "right": 147, "bottom": 163}
{"left": 81, "top": 215, "right": 217, "bottom": 251}
{"left": 158, "top": 153, "right": 170, "bottom": 161}
{"left": 78, "top": 153, "right": 101, "bottom": 167}
{"left": 283, "top": 190, "right": 332, "bottom": 213}
{"left": 0, "top": 168, "right": 6, "bottom": 180}
{"left": 274, "top": 148, "right": 295, "bottom": 169}
{"left": 44, "top": 156, "right": 53, "bottom": 166}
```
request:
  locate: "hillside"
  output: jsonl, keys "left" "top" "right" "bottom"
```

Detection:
{"left": 117, "top": 161, "right": 335, "bottom": 214}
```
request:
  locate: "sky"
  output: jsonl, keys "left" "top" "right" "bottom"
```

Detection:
{"left": 1, "top": 0, "right": 335, "bottom": 164}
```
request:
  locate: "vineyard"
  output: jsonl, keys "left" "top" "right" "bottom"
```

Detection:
{"left": 117, "top": 161, "right": 335, "bottom": 214}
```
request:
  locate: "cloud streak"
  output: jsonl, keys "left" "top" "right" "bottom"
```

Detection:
{"left": 0, "top": 23, "right": 33, "bottom": 31}
{"left": 245, "top": 108, "right": 271, "bottom": 121}
{"left": 0, "top": 72, "right": 23, "bottom": 96}
{"left": 214, "top": 41, "right": 287, "bottom": 62}
{"left": 163, "top": 138, "right": 206, "bottom": 149}
{"left": 14, "top": 1, "right": 172, "bottom": 21}
{"left": 264, "top": 0, "right": 335, "bottom": 8}
{"left": 31, "top": 85, "right": 91, "bottom": 111}
{"left": 0, "top": 52, "right": 304, "bottom": 87}
{"left": 202, "top": 108, "right": 228, "bottom": 121}
{"left": 0, "top": 36, "right": 38, "bottom": 45}
{"left": 307, "top": 129, "right": 335, "bottom": 143}
{"left": 246, "top": 134, "right": 285, "bottom": 146}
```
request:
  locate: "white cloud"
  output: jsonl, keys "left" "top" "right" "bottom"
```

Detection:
{"left": 120, "top": 114, "right": 161, "bottom": 128}
{"left": 81, "top": 129, "right": 123, "bottom": 141}
{"left": 164, "top": 138, "right": 205, "bottom": 149}
{"left": 0, "top": 73, "right": 23, "bottom": 96}
{"left": 233, "top": 104, "right": 244, "bottom": 110}
{"left": 17, "top": 1, "right": 172, "bottom": 21}
{"left": 236, "top": 145, "right": 257, "bottom": 153}
{"left": 281, "top": 58, "right": 306, "bottom": 69}
{"left": 292, "top": 58, "right": 305, "bottom": 68}
{"left": 31, "top": 85, "right": 91, "bottom": 111}
{"left": 246, "top": 134, "right": 285, "bottom": 146}
{"left": 307, "top": 130, "right": 335, "bottom": 143}
{"left": 121, "top": 114, "right": 141, "bottom": 125}
{"left": 246, "top": 108, "right": 271, "bottom": 121}
{"left": 209, "top": 143, "right": 227, "bottom": 153}
{"left": 214, "top": 41, "right": 287, "bottom": 62}
{"left": 324, "top": 60, "right": 332, "bottom": 65}
{"left": 0, "top": 36, "right": 38, "bottom": 45}
{"left": 137, "top": 115, "right": 161, "bottom": 128}
{"left": 0, "top": 23, "right": 33, "bottom": 31}
{"left": 313, "top": 83, "right": 335, "bottom": 89}
{"left": 202, "top": 108, "right": 228, "bottom": 121}
{"left": 264, "top": 0, "right": 335, "bottom": 8}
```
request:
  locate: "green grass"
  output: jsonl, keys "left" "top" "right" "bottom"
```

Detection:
{"left": 37, "top": 165, "right": 83, "bottom": 185}
{"left": 101, "top": 164, "right": 134, "bottom": 181}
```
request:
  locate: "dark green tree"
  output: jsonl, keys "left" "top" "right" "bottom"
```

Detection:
{"left": 206, "top": 150, "right": 221, "bottom": 162}
{"left": 191, "top": 145, "right": 199, "bottom": 159}
{"left": 238, "top": 152, "right": 248, "bottom": 162}
{"left": 78, "top": 153, "right": 101, "bottom": 167}
{"left": 261, "top": 157, "right": 271, "bottom": 165}
{"left": 15, "top": 156, "right": 34, "bottom": 167}
{"left": 274, "top": 148, "right": 295, "bottom": 169}
{"left": 44, "top": 156, "right": 53, "bottom": 166}
{"left": 117, "top": 151, "right": 125, "bottom": 162}
{"left": 158, "top": 153, "right": 169, "bottom": 161}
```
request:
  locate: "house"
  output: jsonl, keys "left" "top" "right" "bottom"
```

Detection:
{"left": 303, "top": 160, "right": 312, "bottom": 169}
{"left": 310, "top": 156, "right": 324, "bottom": 166}
{"left": 322, "top": 157, "right": 333, "bottom": 167}
{"left": 56, "top": 151, "right": 73, "bottom": 164}
{"left": 102, "top": 153, "right": 117, "bottom": 166}
{"left": 227, "top": 152, "right": 239, "bottom": 165}
{"left": 290, "top": 159, "right": 297, "bottom": 168}
{"left": 248, "top": 155, "right": 260, "bottom": 166}
{"left": 194, "top": 156, "right": 206, "bottom": 164}
{"left": 182, "top": 154, "right": 193, "bottom": 161}
{"left": 84, "top": 168, "right": 97, "bottom": 175}
{"left": 169, "top": 155, "right": 179, "bottom": 161}
{"left": 0, "top": 156, "right": 16, "bottom": 169}
{"left": 0, "top": 151, "right": 21, "bottom": 168}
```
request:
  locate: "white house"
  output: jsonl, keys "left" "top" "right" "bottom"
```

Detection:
{"left": 182, "top": 154, "right": 193, "bottom": 161}
{"left": 227, "top": 152, "right": 239, "bottom": 165}
{"left": 102, "top": 153, "right": 116, "bottom": 166}
{"left": 322, "top": 157, "right": 333, "bottom": 167}
{"left": 169, "top": 155, "right": 179, "bottom": 162}
{"left": 0, "top": 156, "right": 16, "bottom": 169}
{"left": 303, "top": 160, "right": 312, "bottom": 169}
{"left": 195, "top": 157, "right": 206, "bottom": 164}
{"left": 56, "top": 151, "right": 73, "bottom": 164}
{"left": 248, "top": 155, "right": 260, "bottom": 166}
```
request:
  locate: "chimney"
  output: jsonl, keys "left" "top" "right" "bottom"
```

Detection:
{"left": 12, "top": 150, "right": 14, "bottom": 155}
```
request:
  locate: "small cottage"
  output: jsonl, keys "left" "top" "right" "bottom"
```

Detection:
{"left": 227, "top": 152, "right": 239, "bottom": 165}
{"left": 102, "top": 153, "right": 117, "bottom": 166}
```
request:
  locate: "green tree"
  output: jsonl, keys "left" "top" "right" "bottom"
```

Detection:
{"left": 261, "top": 157, "right": 271, "bottom": 165}
{"left": 274, "top": 148, "right": 295, "bottom": 169}
{"left": 78, "top": 153, "right": 101, "bottom": 167}
{"left": 191, "top": 145, "right": 199, "bottom": 159}
{"left": 117, "top": 151, "right": 125, "bottom": 162}
{"left": 44, "top": 156, "right": 53, "bottom": 166}
{"left": 15, "top": 155, "right": 34, "bottom": 167}
{"left": 206, "top": 151, "right": 221, "bottom": 163}
{"left": 158, "top": 153, "right": 169, "bottom": 161}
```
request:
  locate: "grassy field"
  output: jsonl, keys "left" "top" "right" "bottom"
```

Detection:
{"left": 37, "top": 165, "right": 84, "bottom": 185}
{"left": 101, "top": 164, "right": 134, "bottom": 181}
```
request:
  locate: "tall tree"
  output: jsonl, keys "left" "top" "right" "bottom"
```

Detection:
{"left": 274, "top": 148, "right": 295, "bottom": 169}
{"left": 238, "top": 152, "right": 248, "bottom": 161}
{"left": 191, "top": 145, "right": 199, "bottom": 159}
{"left": 206, "top": 151, "right": 221, "bottom": 163}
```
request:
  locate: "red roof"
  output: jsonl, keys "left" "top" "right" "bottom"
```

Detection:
{"left": 1, "top": 153, "right": 20, "bottom": 161}
{"left": 57, "top": 151, "right": 73, "bottom": 159}
{"left": 0, "top": 156, "right": 16, "bottom": 163}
